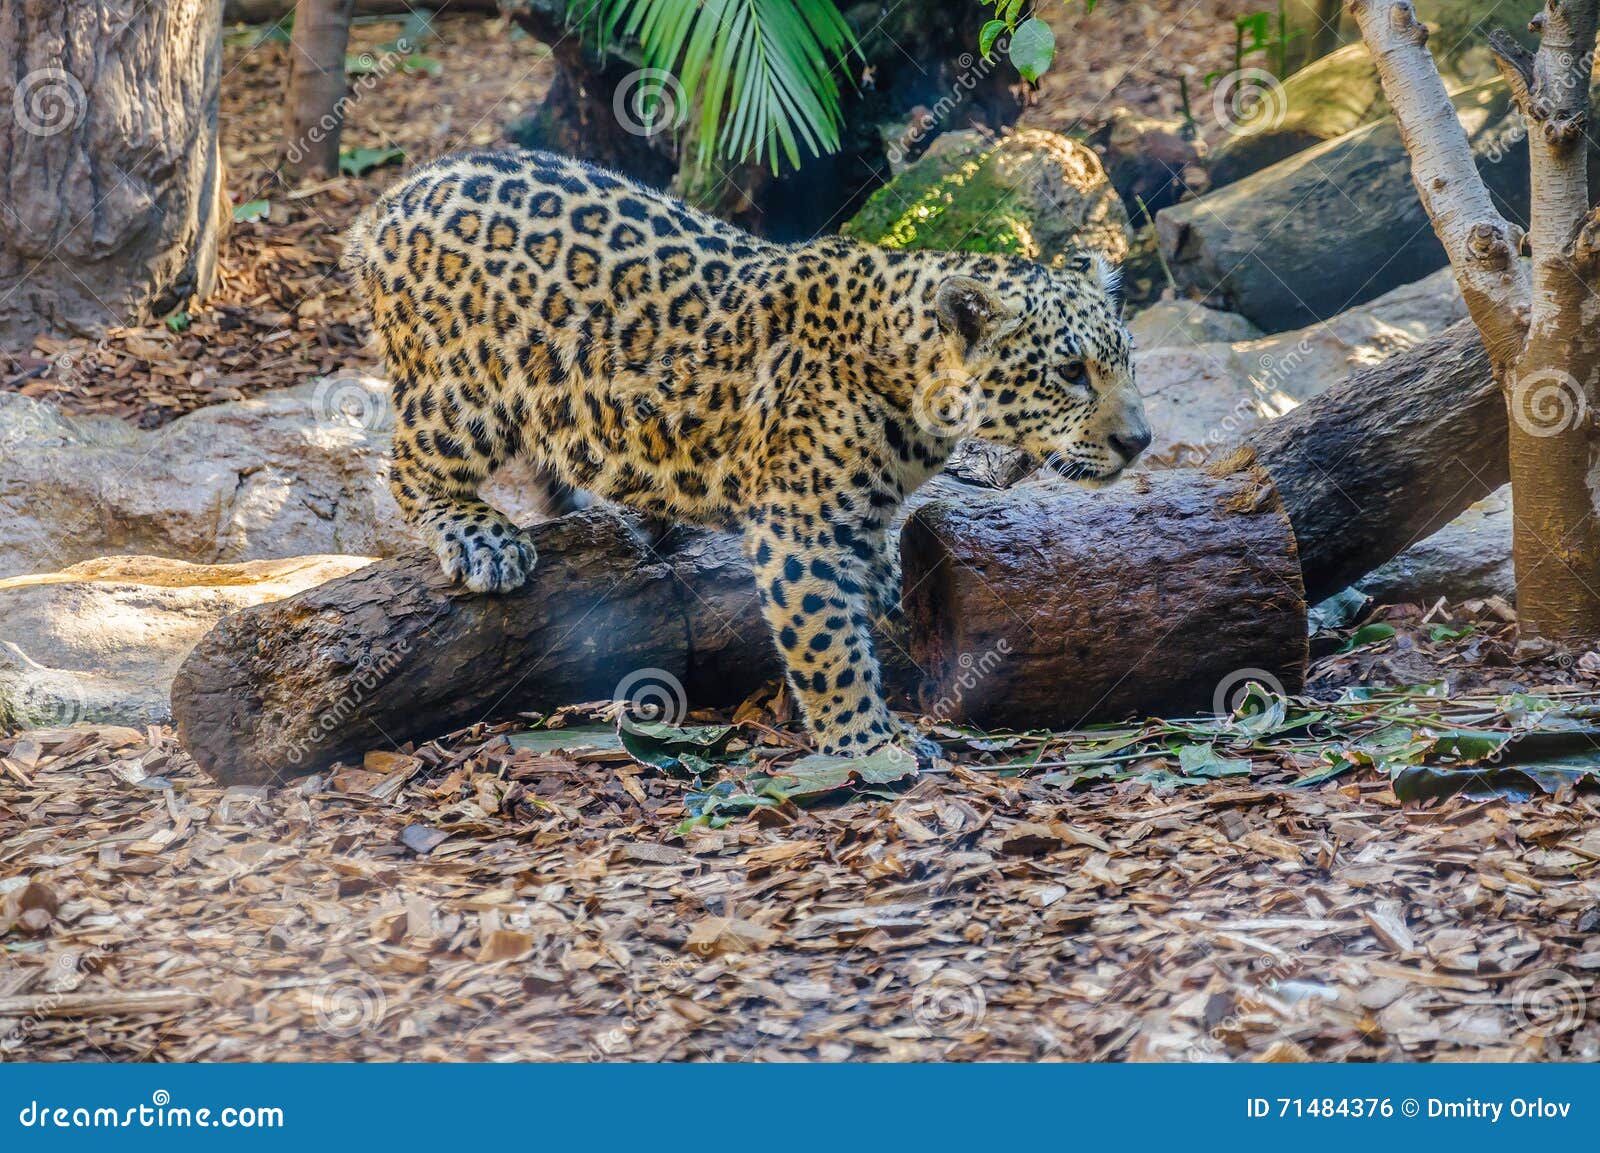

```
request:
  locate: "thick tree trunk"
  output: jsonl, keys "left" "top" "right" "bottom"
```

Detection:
{"left": 1243, "top": 319, "right": 1507, "bottom": 602}
{"left": 283, "top": 0, "right": 357, "bottom": 179}
{"left": 900, "top": 463, "right": 1307, "bottom": 732}
{"left": 1490, "top": 14, "right": 1600, "bottom": 639}
{"left": 0, "top": 0, "right": 225, "bottom": 343}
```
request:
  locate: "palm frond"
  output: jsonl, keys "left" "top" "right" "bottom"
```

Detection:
{"left": 564, "top": 0, "right": 855, "bottom": 171}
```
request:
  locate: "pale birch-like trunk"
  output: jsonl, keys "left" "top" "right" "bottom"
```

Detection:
{"left": 1350, "top": 0, "right": 1600, "bottom": 643}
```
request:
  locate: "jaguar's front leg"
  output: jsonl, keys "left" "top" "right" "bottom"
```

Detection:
{"left": 862, "top": 530, "right": 909, "bottom": 652}
{"left": 744, "top": 514, "right": 936, "bottom": 764}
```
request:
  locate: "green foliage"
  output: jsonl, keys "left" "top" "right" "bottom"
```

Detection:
{"left": 1206, "top": 1, "right": 1300, "bottom": 84}
{"left": 338, "top": 146, "right": 406, "bottom": 177}
{"left": 977, "top": 0, "right": 1085, "bottom": 80}
{"left": 563, "top": 0, "right": 856, "bottom": 171}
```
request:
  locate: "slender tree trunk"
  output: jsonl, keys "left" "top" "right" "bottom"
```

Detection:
{"left": 1491, "top": 11, "right": 1600, "bottom": 637}
{"left": 1351, "top": 0, "right": 1600, "bottom": 643}
{"left": 0, "top": 0, "right": 225, "bottom": 343}
{"left": 282, "top": 0, "right": 356, "bottom": 179}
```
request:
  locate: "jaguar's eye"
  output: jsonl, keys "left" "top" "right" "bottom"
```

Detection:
{"left": 1062, "top": 360, "right": 1088, "bottom": 385}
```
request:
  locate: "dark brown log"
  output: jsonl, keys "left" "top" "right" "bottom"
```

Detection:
{"left": 282, "top": 0, "right": 356, "bottom": 179}
{"left": 173, "top": 477, "right": 970, "bottom": 785}
{"left": 1243, "top": 319, "right": 1507, "bottom": 602}
{"left": 1159, "top": 77, "right": 1600, "bottom": 331}
{"left": 0, "top": 0, "right": 225, "bottom": 342}
{"left": 173, "top": 510, "right": 686, "bottom": 785}
{"left": 900, "top": 462, "right": 1307, "bottom": 732}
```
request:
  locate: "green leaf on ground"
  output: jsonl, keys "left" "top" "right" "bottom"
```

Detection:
{"left": 233, "top": 199, "right": 270, "bottom": 223}
{"left": 339, "top": 146, "right": 405, "bottom": 177}
{"left": 767, "top": 747, "right": 918, "bottom": 800}
{"left": 1341, "top": 623, "right": 1397, "bottom": 652}
{"left": 618, "top": 722, "right": 735, "bottom": 777}
{"left": 1175, "top": 744, "right": 1252, "bottom": 779}
{"left": 506, "top": 723, "right": 621, "bottom": 754}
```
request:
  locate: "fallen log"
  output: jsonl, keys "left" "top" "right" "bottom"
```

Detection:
{"left": 901, "top": 460, "right": 1307, "bottom": 730}
{"left": 1158, "top": 78, "right": 1600, "bottom": 331}
{"left": 171, "top": 466, "right": 1305, "bottom": 783}
{"left": 1242, "top": 319, "right": 1506, "bottom": 602}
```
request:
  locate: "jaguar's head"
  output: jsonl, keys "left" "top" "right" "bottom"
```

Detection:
{"left": 927, "top": 254, "right": 1150, "bottom": 485}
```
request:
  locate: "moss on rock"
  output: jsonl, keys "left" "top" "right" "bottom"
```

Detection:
{"left": 842, "top": 129, "right": 1129, "bottom": 267}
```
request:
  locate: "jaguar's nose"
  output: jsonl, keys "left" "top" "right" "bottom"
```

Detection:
{"left": 1109, "top": 426, "right": 1152, "bottom": 462}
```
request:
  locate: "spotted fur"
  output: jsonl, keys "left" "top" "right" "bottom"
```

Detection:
{"left": 345, "top": 148, "right": 1150, "bottom": 759}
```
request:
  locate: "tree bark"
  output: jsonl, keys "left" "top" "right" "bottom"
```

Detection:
{"left": 283, "top": 0, "right": 357, "bottom": 179}
{"left": 1490, "top": 12, "right": 1600, "bottom": 638}
{"left": 1351, "top": 0, "right": 1600, "bottom": 642}
{"left": 0, "top": 0, "right": 226, "bottom": 343}
{"left": 900, "top": 462, "right": 1307, "bottom": 732}
{"left": 1243, "top": 319, "right": 1507, "bottom": 602}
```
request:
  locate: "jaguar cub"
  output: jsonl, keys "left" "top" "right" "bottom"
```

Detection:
{"left": 345, "top": 148, "right": 1150, "bottom": 760}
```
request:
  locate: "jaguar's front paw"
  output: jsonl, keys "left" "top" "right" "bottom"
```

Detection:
{"left": 436, "top": 527, "right": 537, "bottom": 594}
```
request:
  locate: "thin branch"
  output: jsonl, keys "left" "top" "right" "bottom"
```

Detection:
{"left": 1347, "top": 0, "right": 1530, "bottom": 366}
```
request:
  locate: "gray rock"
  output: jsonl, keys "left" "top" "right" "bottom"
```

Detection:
{"left": 0, "top": 375, "right": 552, "bottom": 579}
{"left": 0, "top": 554, "right": 372, "bottom": 728}
{"left": 1135, "top": 267, "right": 1465, "bottom": 465}
{"left": 1356, "top": 487, "right": 1514, "bottom": 606}
{"left": 1129, "top": 299, "right": 1263, "bottom": 350}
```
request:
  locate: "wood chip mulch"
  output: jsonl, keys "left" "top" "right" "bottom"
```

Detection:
{"left": 7, "top": 621, "right": 1600, "bottom": 1064}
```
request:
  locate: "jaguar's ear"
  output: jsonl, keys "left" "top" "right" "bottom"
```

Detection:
{"left": 1094, "top": 253, "right": 1125, "bottom": 313}
{"left": 935, "top": 276, "right": 1020, "bottom": 356}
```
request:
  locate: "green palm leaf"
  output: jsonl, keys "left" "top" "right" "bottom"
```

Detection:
{"left": 564, "top": 0, "right": 855, "bottom": 171}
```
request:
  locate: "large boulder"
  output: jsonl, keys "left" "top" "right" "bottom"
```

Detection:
{"left": 1208, "top": 5, "right": 1538, "bottom": 191}
{"left": 0, "top": 554, "right": 371, "bottom": 728}
{"left": 0, "top": 377, "right": 551, "bottom": 579}
{"left": 1134, "top": 267, "right": 1466, "bottom": 464}
{"left": 842, "top": 128, "right": 1131, "bottom": 267}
